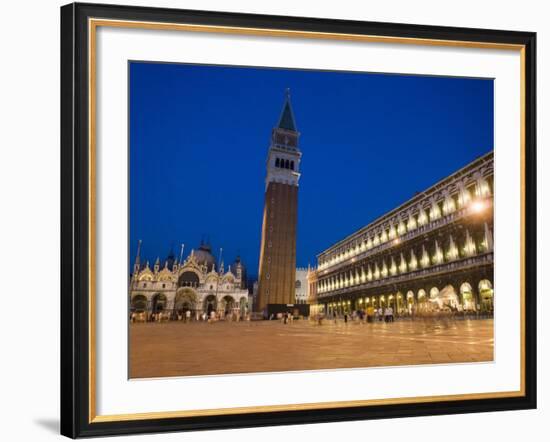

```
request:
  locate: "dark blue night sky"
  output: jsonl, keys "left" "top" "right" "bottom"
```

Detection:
{"left": 129, "top": 62, "right": 493, "bottom": 276}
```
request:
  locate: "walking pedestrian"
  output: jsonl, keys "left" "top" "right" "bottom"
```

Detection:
{"left": 366, "top": 305, "right": 374, "bottom": 323}
{"left": 384, "top": 307, "right": 391, "bottom": 323}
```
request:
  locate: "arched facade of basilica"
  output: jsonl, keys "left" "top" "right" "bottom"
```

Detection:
{"left": 129, "top": 243, "right": 249, "bottom": 320}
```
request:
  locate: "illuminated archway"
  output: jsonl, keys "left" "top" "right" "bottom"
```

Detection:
{"left": 204, "top": 295, "right": 217, "bottom": 316}
{"left": 438, "top": 285, "right": 459, "bottom": 310}
{"left": 222, "top": 295, "right": 236, "bottom": 315}
{"left": 417, "top": 289, "right": 427, "bottom": 312}
{"left": 395, "top": 291, "right": 404, "bottom": 313}
{"left": 388, "top": 294, "right": 396, "bottom": 311}
{"left": 406, "top": 290, "right": 415, "bottom": 314}
{"left": 478, "top": 279, "right": 494, "bottom": 313}
{"left": 131, "top": 294, "right": 147, "bottom": 312}
{"left": 174, "top": 288, "right": 198, "bottom": 316}
{"left": 460, "top": 282, "right": 475, "bottom": 311}
{"left": 428, "top": 287, "right": 439, "bottom": 311}
{"left": 178, "top": 271, "right": 200, "bottom": 288}
{"left": 151, "top": 293, "right": 167, "bottom": 313}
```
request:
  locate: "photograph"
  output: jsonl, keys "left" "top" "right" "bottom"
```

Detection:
{"left": 55, "top": 1, "right": 537, "bottom": 437}
{"left": 127, "top": 61, "right": 495, "bottom": 379}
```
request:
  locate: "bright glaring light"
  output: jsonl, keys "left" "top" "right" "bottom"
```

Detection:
{"left": 471, "top": 200, "right": 485, "bottom": 213}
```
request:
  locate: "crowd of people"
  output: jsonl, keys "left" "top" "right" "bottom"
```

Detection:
{"left": 131, "top": 303, "right": 487, "bottom": 325}
{"left": 268, "top": 312, "right": 297, "bottom": 324}
{"left": 312, "top": 303, "right": 490, "bottom": 325}
{"left": 316, "top": 306, "right": 395, "bottom": 325}
{"left": 130, "top": 309, "right": 250, "bottom": 323}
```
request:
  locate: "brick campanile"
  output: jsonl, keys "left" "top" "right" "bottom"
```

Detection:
{"left": 257, "top": 90, "right": 302, "bottom": 314}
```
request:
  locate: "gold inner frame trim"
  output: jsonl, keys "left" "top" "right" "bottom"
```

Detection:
{"left": 88, "top": 17, "right": 527, "bottom": 424}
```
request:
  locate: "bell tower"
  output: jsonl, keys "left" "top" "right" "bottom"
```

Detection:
{"left": 257, "top": 90, "right": 302, "bottom": 314}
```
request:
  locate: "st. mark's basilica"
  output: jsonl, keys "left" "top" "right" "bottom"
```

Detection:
{"left": 129, "top": 241, "right": 250, "bottom": 321}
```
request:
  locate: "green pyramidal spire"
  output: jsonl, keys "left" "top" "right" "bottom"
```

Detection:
{"left": 277, "top": 88, "right": 297, "bottom": 132}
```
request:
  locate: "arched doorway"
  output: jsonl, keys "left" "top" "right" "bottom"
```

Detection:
{"left": 204, "top": 295, "right": 217, "bottom": 316}
{"left": 428, "top": 287, "right": 439, "bottom": 311}
{"left": 395, "top": 291, "right": 404, "bottom": 315}
{"left": 131, "top": 294, "right": 148, "bottom": 312}
{"left": 174, "top": 288, "right": 198, "bottom": 319}
{"left": 438, "top": 285, "right": 459, "bottom": 310}
{"left": 222, "top": 296, "right": 235, "bottom": 316}
{"left": 460, "top": 282, "right": 475, "bottom": 311}
{"left": 178, "top": 271, "right": 200, "bottom": 288}
{"left": 478, "top": 279, "right": 494, "bottom": 313}
{"left": 130, "top": 294, "right": 148, "bottom": 322}
{"left": 406, "top": 290, "right": 415, "bottom": 313}
{"left": 417, "top": 289, "right": 427, "bottom": 312}
{"left": 151, "top": 293, "right": 167, "bottom": 314}
{"left": 388, "top": 294, "right": 396, "bottom": 311}
{"left": 372, "top": 296, "right": 379, "bottom": 309}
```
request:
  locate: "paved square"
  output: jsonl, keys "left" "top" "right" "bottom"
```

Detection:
{"left": 129, "top": 318, "right": 494, "bottom": 378}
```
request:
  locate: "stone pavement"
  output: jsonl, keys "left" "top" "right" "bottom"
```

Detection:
{"left": 129, "top": 318, "right": 494, "bottom": 378}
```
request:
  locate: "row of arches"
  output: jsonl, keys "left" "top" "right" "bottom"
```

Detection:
{"left": 319, "top": 175, "right": 493, "bottom": 270}
{"left": 130, "top": 293, "right": 169, "bottom": 315}
{"left": 324, "top": 279, "right": 494, "bottom": 316}
{"left": 177, "top": 271, "right": 237, "bottom": 289}
{"left": 318, "top": 226, "right": 493, "bottom": 294}
{"left": 178, "top": 271, "right": 200, "bottom": 287}
{"left": 274, "top": 157, "right": 295, "bottom": 170}
{"left": 130, "top": 290, "right": 249, "bottom": 318}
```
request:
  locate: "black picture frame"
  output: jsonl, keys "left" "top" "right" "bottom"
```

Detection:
{"left": 61, "top": 2, "right": 537, "bottom": 438}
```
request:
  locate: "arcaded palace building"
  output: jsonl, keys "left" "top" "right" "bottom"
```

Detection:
{"left": 257, "top": 90, "right": 302, "bottom": 314}
{"left": 309, "top": 151, "right": 494, "bottom": 316}
{"left": 129, "top": 241, "right": 249, "bottom": 319}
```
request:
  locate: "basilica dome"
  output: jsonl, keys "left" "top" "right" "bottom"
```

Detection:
{"left": 193, "top": 243, "right": 216, "bottom": 271}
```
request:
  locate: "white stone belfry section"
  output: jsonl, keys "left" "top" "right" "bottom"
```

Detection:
{"left": 264, "top": 89, "right": 302, "bottom": 189}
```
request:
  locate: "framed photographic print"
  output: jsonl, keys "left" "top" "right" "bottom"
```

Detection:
{"left": 60, "top": 2, "right": 537, "bottom": 438}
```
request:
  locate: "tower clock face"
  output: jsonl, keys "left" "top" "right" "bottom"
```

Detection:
{"left": 274, "top": 132, "right": 297, "bottom": 147}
